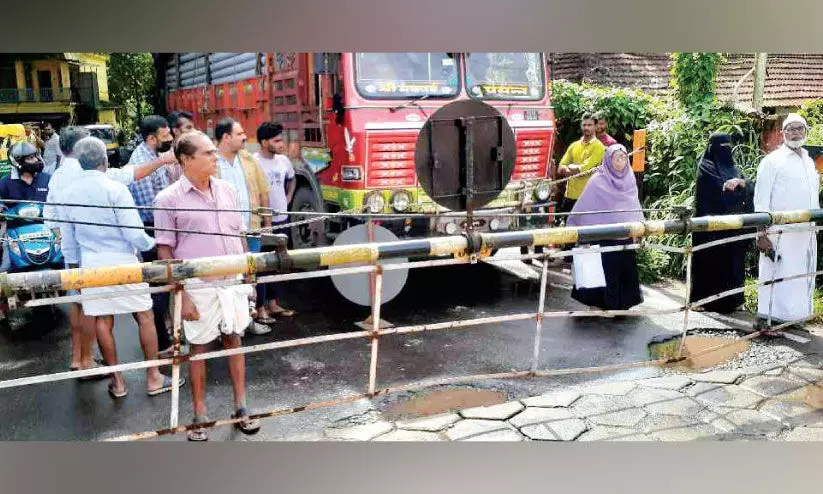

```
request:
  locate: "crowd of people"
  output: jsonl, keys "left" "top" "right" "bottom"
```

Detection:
{"left": 0, "top": 114, "right": 300, "bottom": 440}
{"left": 557, "top": 111, "right": 820, "bottom": 335}
{"left": 0, "top": 107, "right": 819, "bottom": 439}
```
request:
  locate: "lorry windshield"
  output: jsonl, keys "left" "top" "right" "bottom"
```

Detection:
{"left": 354, "top": 53, "right": 460, "bottom": 99}
{"left": 465, "top": 53, "right": 545, "bottom": 101}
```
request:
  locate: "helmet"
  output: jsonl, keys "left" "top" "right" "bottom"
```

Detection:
{"left": 9, "top": 142, "right": 44, "bottom": 175}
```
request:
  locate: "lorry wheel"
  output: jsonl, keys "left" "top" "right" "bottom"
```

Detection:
{"left": 290, "top": 186, "right": 328, "bottom": 250}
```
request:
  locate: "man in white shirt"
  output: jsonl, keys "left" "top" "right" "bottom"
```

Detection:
{"left": 253, "top": 122, "right": 296, "bottom": 321}
{"left": 41, "top": 123, "right": 62, "bottom": 175}
{"left": 61, "top": 137, "right": 182, "bottom": 398}
{"left": 754, "top": 113, "right": 820, "bottom": 333}
{"left": 47, "top": 126, "right": 176, "bottom": 372}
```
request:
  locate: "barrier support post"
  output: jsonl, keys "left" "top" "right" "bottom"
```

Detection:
{"left": 169, "top": 288, "right": 183, "bottom": 428}
{"left": 531, "top": 254, "right": 549, "bottom": 373}
{"left": 367, "top": 266, "right": 384, "bottom": 395}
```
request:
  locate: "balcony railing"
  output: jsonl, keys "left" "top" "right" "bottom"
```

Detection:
{"left": 0, "top": 87, "right": 73, "bottom": 103}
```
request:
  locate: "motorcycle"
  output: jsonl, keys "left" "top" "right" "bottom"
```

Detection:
{"left": 3, "top": 202, "right": 63, "bottom": 272}
{"left": 0, "top": 201, "right": 64, "bottom": 330}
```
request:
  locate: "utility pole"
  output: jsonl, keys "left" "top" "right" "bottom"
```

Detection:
{"left": 752, "top": 53, "right": 767, "bottom": 112}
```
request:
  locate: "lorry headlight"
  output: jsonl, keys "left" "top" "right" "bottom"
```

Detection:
{"left": 364, "top": 192, "right": 385, "bottom": 214}
{"left": 535, "top": 181, "right": 551, "bottom": 201}
{"left": 390, "top": 190, "right": 411, "bottom": 212}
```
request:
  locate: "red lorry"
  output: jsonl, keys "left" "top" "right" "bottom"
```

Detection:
{"left": 159, "top": 52, "right": 557, "bottom": 248}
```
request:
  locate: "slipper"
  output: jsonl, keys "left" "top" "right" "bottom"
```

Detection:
{"left": 270, "top": 308, "right": 296, "bottom": 317}
{"left": 232, "top": 407, "right": 261, "bottom": 435}
{"left": 108, "top": 383, "right": 127, "bottom": 399}
{"left": 187, "top": 416, "right": 210, "bottom": 442}
{"left": 255, "top": 315, "right": 277, "bottom": 325}
{"left": 78, "top": 362, "right": 110, "bottom": 381}
{"left": 147, "top": 375, "right": 186, "bottom": 396}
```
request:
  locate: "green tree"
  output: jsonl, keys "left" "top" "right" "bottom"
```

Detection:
{"left": 107, "top": 53, "right": 155, "bottom": 140}
{"left": 670, "top": 53, "right": 722, "bottom": 111}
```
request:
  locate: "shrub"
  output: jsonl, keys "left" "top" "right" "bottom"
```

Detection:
{"left": 550, "top": 80, "right": 657, "bottom": 153}
{"left": 798, "top": 99, "right": 823, "bottom": 127}
{"left": 551, "top": 80, "right": 763, "bottom": 283}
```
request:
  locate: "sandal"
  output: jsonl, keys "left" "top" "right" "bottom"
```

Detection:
{"left": 270, "top": 307, "right": 296, "bottom": 317}
{"left": 71, "top": 357, "right": 105, "bottom": 371}
{"left": 108, "top": 383, "right": 127, "bottom": 399}
{"left": 147, "top": 375, "right": 186, "bottom": 396}
{"left": 187, "top": 416, "right": 210, "bottom": 442}
{"left": 232, "top": 407, "right": 261, "bottom": 435}
{"left": 78, "top": 361, "right": 110, "bottom": 381}
{"left": 255, "top": 309, "right": 277, "bottom": 325}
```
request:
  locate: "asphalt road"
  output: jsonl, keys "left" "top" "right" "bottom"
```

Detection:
{"left": 0, "top": 250, "right": 737, "bottom": 441}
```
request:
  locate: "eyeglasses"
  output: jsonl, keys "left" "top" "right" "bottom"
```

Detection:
{"left": 785, "top": 125, "right": 806, "bottom": 133}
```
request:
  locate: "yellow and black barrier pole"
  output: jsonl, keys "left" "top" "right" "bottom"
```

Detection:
{"left": 0, "top": 209, "right": 820, "bottom": 298}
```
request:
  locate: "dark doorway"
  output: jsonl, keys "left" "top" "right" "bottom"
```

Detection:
{"left": 37, "top": 70, "right": 52, "bottom": 102}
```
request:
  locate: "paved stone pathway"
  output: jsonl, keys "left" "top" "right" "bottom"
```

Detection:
{"left": 322, "top": 355, "right": 823, "bottom": 441}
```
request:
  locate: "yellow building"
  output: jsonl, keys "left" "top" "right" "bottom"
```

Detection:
{"left": 0, "top": 53, "right": 117, "bottom": 127}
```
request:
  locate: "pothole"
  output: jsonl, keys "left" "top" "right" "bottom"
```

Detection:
{"left": 380, "top": 387, "right": 508, "bottom": 421}
{"left": 649, "top": 334, "right": 750, "bottom": 371}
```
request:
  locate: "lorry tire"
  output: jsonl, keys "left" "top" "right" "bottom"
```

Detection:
{"left": 290, "top": 186, "right": 327, "bottom": 250}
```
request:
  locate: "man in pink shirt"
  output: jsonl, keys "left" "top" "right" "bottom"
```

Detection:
{"left": 154, "top": 131, "right": 261, "bottom": 441}
{"left": 594, "top": 112, "right": 618, "bottom": 147}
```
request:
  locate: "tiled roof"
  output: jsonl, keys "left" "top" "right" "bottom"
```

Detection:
{"left": 715, "top": 53, "right": 823, "bottom": 109}
{"left": 551, "top": 52, "right": 823, "bottom": 110}
{"left": 550, "top": 53, "right": 671, "bottom": 96}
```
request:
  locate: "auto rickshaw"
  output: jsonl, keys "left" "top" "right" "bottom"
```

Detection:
{"left": 0, "top": 124, "right": 28, "bottom": 180}
{"left": 83, "top": 124, "right": 121, "bottom": 166}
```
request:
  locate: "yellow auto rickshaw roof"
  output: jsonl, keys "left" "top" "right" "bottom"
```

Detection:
{"left": 0, "top": 124, "right": 26, "bottom": 139}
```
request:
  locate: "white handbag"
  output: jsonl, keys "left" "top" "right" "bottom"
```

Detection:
{"left": 572, "top": 245, "right": 607, "bottom": 289}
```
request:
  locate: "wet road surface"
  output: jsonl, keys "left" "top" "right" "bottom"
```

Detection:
{"left": 0, "top": 252, "right": 732, "bottom": 441}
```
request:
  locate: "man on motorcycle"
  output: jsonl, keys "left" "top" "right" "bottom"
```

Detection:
{"left": 0, "top": 142, "right": 52, "bottom": 270}
{"left": 0, "top": 142, "right": 51, "bottom": 212}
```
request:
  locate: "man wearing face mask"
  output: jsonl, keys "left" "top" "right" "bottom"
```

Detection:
{"left": 0, "top": 142, "right": 51, "bottom": 213}
{"left": 127, "top": 115, "right": 177, "bottom": 355}
{"left": 753, "top": 113, "right": 820, "bottom": 334}
{"left": 0, "top": 142, "right": 52, "bottom": 270}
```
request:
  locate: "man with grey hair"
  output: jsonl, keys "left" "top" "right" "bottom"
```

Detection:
{"left": 60, "top": 137, "right": 184, "bottom": 398}
{"left": 46, "top": 126, "right": 178, "bottom": 372}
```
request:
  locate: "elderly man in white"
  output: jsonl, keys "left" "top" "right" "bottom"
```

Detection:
{"left": 59, "top": 136, "right": 184, "bottom": 399}
{"left": 754, "top": 113, "right": 820, "bottom": 333}
{"left": 46, "top": 126, "right": 176, "bottom": 373}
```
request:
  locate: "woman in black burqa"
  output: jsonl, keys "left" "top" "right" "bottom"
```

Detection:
{"left": 691, "top": 133, "right": 755, "bottom": 313}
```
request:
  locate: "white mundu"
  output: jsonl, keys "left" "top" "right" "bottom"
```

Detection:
{"left": 753, "top": 144, "right": 820, "bottom": 323}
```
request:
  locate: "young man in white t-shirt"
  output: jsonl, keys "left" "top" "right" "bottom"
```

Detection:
{"left": 253, "top": 122, "right": 297, "bottom": 321}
